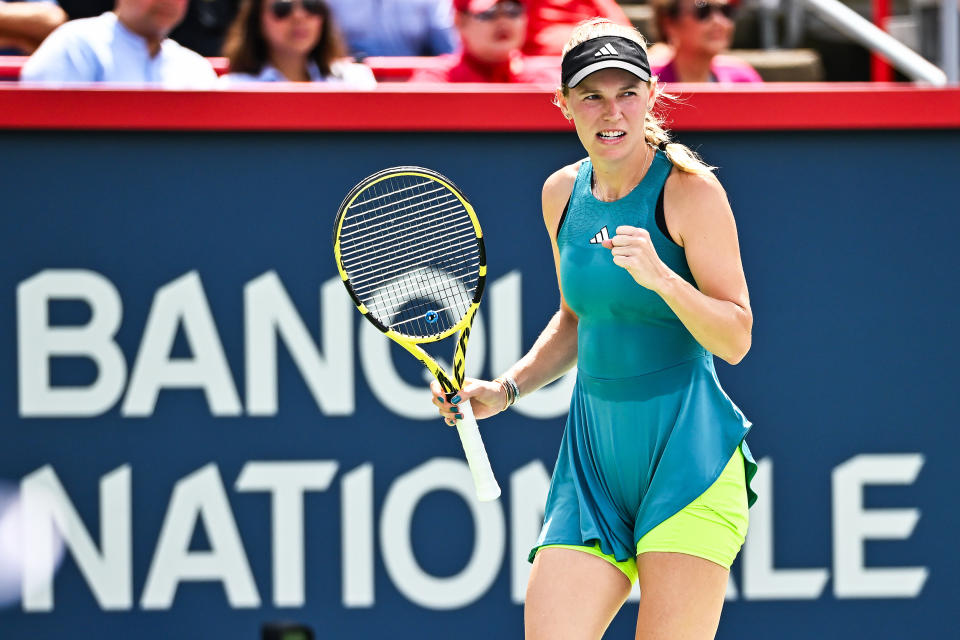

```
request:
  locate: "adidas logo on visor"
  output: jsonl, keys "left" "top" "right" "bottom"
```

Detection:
{"left": 589, "top": 226, "right": 610, "bottom": 244}
{"left": 593, "top": 43, "right": 620, "bottom": 57}
{"left": 561, "top": 36, "right": 651, "bottom": 88}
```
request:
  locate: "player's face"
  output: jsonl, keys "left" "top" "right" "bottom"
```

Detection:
{"left": 456, "top": 1, "right": 528, "bottom": 64}
{"left": 261, "top": 0, "right": 324, "bottom": 60}
{"left": 563, "top": 68, "right": 654, "bottom": 163}
{"left": 116, "top": 0, "right": 189, "bottom": 39}
{"left": 666, "top": 0, "right": 735, "bottom": 58}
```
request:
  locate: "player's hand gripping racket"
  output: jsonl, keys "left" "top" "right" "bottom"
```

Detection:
{"left": 333, "top": 166, "right": 501, "bottom": 502}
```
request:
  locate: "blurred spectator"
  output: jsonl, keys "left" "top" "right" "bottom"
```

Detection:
{"left": 0, "top": 0, "right": 67, "bottom": 54}
{"left": 222, "top": 0, "right": 374, "bottom": 85}
{"left": 54, "top": 0, "right": 239, "bottom": 56}
{"left": 20, "top": 0, "right": 216, "bottom": 85}
{"left": 410, "top": 0, "right": 557, "bottom": 83}
{"left": 650, "top": 0, "right": 761, "bottom": 82}
{"left": 170, "top": 0, "right": 239, "bottom": 56}
{"left": 325, "top": 0, "right": 457, "bottom": 58}
{"left": 521, "top": 0, "right": 630, "bottom": 55}
{"left": 53, "top": 0, "right": 110, "bottom": 16}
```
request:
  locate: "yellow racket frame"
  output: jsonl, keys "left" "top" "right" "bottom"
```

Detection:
{"left": 333, "top": 167, "right": 487, "bottom": 396}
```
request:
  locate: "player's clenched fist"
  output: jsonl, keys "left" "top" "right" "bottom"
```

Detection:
{"left": 601, "top": 225, "right": 673, "bottom": 293}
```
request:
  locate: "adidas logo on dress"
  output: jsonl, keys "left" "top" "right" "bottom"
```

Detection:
{"left": 589, "top": 226, "right": 610, "bottom": 244}
{"left": 594, "top": 44, "right": 620, "bottom": 57}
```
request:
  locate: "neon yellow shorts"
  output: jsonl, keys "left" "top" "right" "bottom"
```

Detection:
{"left": 540, "top": 447, "right": 749, "bottom": 584}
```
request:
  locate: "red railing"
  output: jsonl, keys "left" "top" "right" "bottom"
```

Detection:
{"left": 871, "top": 0, "right": 893, "bottom": 82}
{"left": 0, "top": 55, "right": 535, "bottom": 82}
{"left": 1, "top": 82, "right": 959, "bottom": 131}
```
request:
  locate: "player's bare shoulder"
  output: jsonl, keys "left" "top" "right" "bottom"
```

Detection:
{"left": 665, "top": 165, "right": 726, "bottom": 203}
{"left": 663, "top": 167, "right": 734, "bottom": 245}
{"left": 542, "top": 162, "right": 581, "bottom": 237}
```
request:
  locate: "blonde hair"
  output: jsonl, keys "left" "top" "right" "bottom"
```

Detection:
{"left": 559, "top": 18, "right": 714, "bottom": 175}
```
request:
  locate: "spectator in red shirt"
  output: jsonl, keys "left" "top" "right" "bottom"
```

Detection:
{"left": 521, "top": 0, "right": 631, "bottom": 55}
{"left": 410, "top": 0, "right": 557, "bottom": 83}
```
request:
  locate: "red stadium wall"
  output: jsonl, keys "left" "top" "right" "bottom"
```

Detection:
{"left": 1, "top": 83, "right": 960, "bottom": 131}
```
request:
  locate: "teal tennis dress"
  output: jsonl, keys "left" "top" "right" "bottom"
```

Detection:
{"left": 530, "top": 151, "right": 758, "bottom": 565}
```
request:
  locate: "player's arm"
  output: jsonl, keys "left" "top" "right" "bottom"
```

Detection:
{"left": 653, "top": 170, "right": 752, "bottom": 364}
{"left": 433, "top": 166, "right": 580, "bottom": 422}
{"left": 497, "top": 165, "right": 580, "bottom": 396}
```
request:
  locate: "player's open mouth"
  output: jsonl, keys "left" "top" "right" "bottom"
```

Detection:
{"left": 597, "top": 130, "right": 626, "bottom": 143}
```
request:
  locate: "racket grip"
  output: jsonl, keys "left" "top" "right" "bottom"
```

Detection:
{"left": 454, "top": 399, "right": 502, "bottom": 502}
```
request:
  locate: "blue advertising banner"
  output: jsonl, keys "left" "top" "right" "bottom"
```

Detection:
{"left": 0, "top": 129, "right": 957, "bottom": 638}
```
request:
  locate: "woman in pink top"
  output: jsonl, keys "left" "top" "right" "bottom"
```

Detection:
{"left": 650, "top": 0, "right": 761, "bottom": 83}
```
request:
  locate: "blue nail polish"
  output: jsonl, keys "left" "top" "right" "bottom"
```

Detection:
{"left": 437, "top": 396, "right": 444, "bottom": 402}
{"left": 450, "top": 406, "right": 459, "bottom": 413}
{"left": 455, "top": 413, "right": 463, "bottom": 420}
{"left": 451, "top": 395, "right": 461, "bottom": 404}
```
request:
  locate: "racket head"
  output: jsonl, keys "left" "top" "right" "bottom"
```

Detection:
{"left": 333, "top": 166, "right": 486, "bottom": 344}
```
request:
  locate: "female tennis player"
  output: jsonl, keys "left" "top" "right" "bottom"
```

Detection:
{"left": 431, "top": 18, "right": 757, "bottom": 640}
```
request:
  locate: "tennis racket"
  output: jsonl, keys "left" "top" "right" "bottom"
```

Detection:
{"left": 333, "top": 166, "right": 501, "bottom": 502}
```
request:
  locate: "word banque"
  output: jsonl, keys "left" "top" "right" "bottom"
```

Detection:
{"left": 16, "top": 269, "right": 573, "bottom": 420}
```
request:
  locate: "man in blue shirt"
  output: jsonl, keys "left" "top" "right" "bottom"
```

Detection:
{"left": 326, "top": 0, "right": 459, "bottom": 58}
{"left": 0, "top": 0, "right": 66, "bottom": 54}
{"left": 21, "top": 0, "right": 216, "bottom": 85}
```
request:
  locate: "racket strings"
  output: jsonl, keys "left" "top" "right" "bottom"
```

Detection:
{"left": 343, "top": 181, "right": 473, "bottom": 276}
{"left": 365, "top": 266, "right": 478, "bottom": 330}
{"left": 340, "top": 179, "right": 438, "bottom": 208}
{"left": 337, "top": 186, "right": 450, "bottom": 233}
{"left": 346, "top": 237, "right": 478, "bottom": 290}
{"left": 339, "top": 174, "right": 481, "bottom": 339}
{"left": 338, "top": 212, "right": 473, "bottom": 258}
{"left": 355, "top": 275, "right": 479, "bottom": 325}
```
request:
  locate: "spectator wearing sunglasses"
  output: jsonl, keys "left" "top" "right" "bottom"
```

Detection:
{"left": 20, "top": 0, "right": 216, "bottom": 85}
{"left": 325, "top": 0, "right": 458, "bottom": 58}
{"left": 222, "top": 0, "right": 374, "bottom": 85}
{"left": 410, "top": 0, "right": 557, "bottom": 83}
{"left": 651, "top": 0, "right": 761, "bottom": 83}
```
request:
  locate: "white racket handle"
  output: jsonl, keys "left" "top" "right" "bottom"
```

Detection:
{"left": 454, "top": 399, "right": 501, "bottom": 502}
